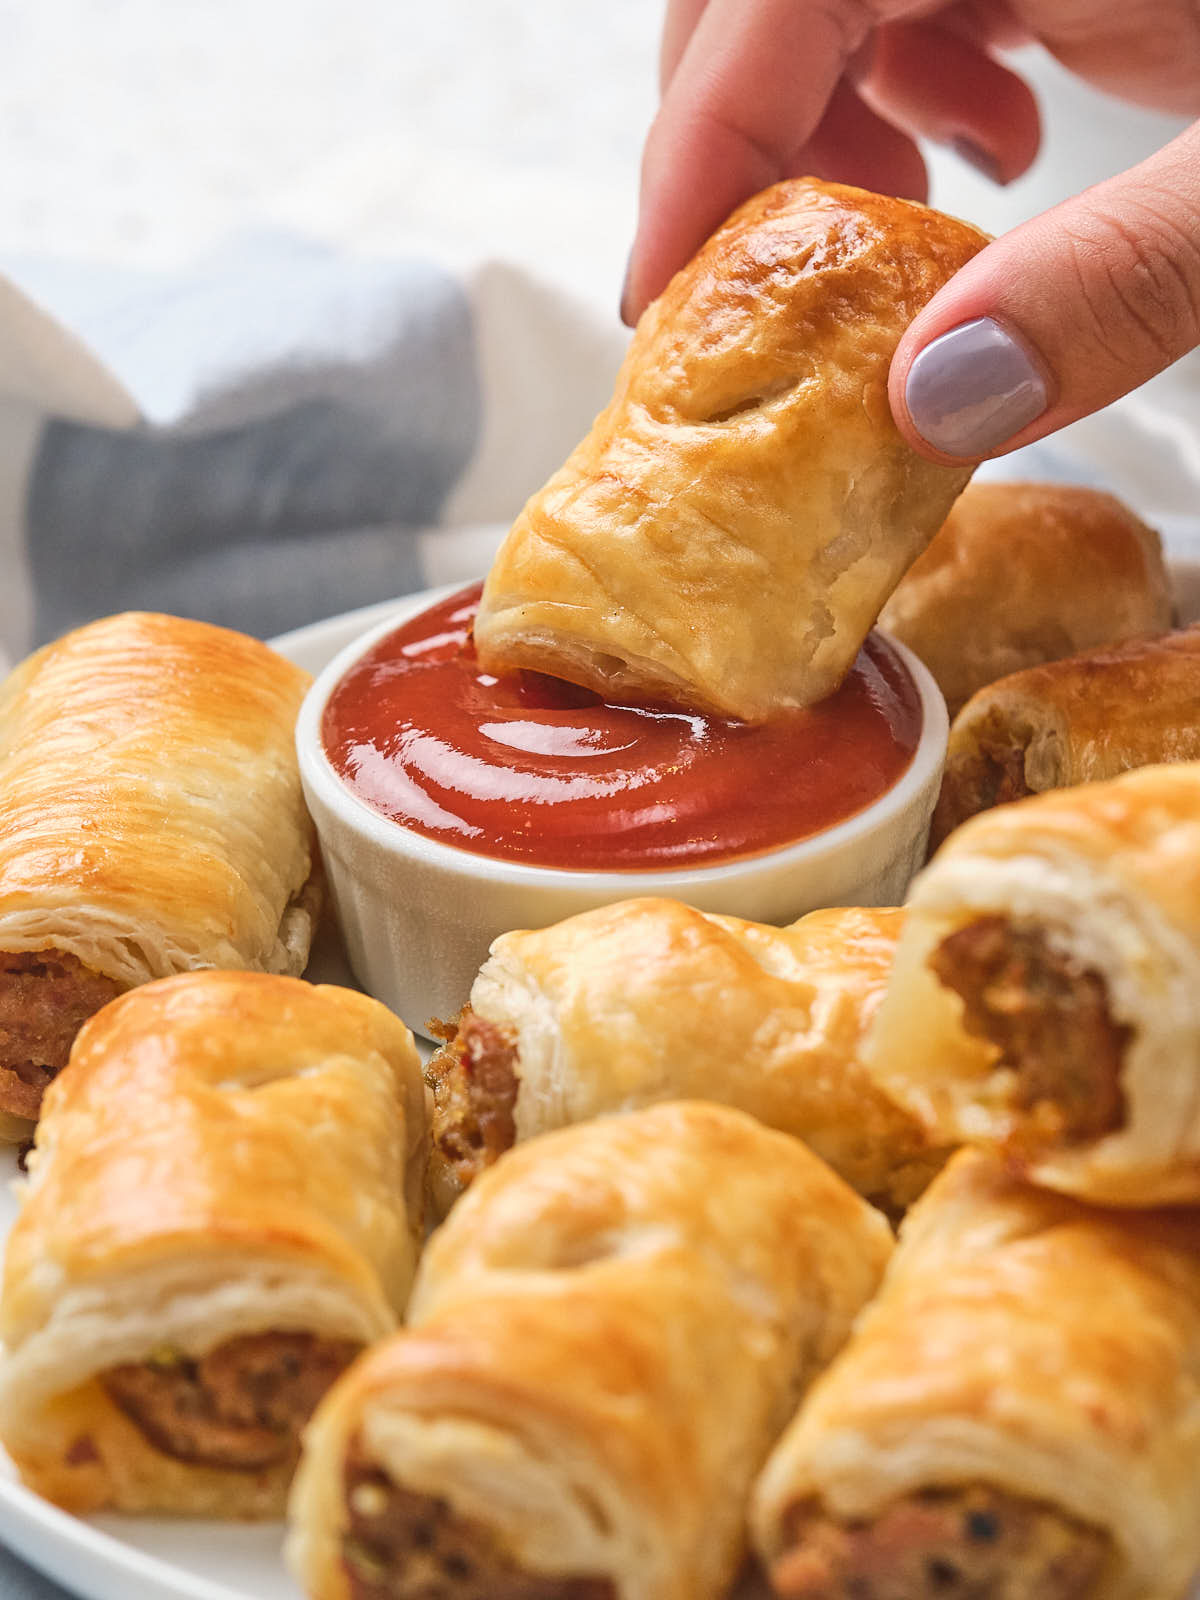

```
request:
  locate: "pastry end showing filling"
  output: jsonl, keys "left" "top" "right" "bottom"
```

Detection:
{"left": 426, "top": 1009, "right": 520, "bottom": 1191}
{"left": 342, "top": 1444, "right": 615, "bottom": 1600}
{"left": 102, "top": 1330, "right": 360, "bottom": 1471}
{"left": 930, "top": 741, "right": 1032, "bottom": 850}
{"left": 771, "top": 1487, "right": 1110, "bottom": 1600}
{"left": 0, "top": 949, "right": 124, "bottom": 1121}
{"left": 928, "top": 916, "right": 1129, "bottom": 1148}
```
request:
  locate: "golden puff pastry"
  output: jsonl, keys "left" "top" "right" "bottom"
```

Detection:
{"left": 752, "top": 1150, "right": 1200, "bottom": 1600}
{"left": 878, "top": 481, "right": 1171, "bottom": 717}
{"left": 0, "top": 970, "right": 428, "bottom": 1518}
{"left": 0, "top": 610, "right": 319, "bottom": 1136}
{"left": 427, "top": 898, "right": 948, "bottom": 1220}
{"left": 473, "top": 178, "right": 987, "bottom": 723}
{"left": 287, "top": 1101, "right": 893, "bottom": 1600}
{"left": 929, "top": 625, "right": 1200, "bottom": 847}
{"left": 864, "top": 761, "right": 1200, "bottom": 1206}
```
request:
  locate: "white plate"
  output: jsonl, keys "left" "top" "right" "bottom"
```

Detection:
{"left": 4, "top": 566, "right": 1200, "bottom": 1600}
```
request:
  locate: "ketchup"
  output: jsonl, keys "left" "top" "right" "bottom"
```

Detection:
{"left": 322, "top": 584, "right": 921, "bottom": 871}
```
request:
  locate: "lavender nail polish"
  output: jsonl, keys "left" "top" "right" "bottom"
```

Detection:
{"left": 949, "top": 136, "right": 1005, "bottom": 187}
{"left": 904, "top": 317, "right": 1049, "bottom": 460}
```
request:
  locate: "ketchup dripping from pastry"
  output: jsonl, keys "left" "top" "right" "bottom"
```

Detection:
{"left": 322, "top": 584, "right": 920, "bottom": 871}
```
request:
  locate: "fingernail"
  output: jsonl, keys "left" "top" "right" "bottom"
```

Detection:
{"left": 619, "top": 256, "right": 636, "bottom": 326}
{"left": 904, "top": 316, "right": 1050, "bottom": 459}
{"left": 949, "top": 136, "right": 1006, "bottom": 186}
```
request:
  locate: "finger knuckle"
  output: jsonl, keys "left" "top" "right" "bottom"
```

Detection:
{"left": 1063, "top": 193, "right": 1200, "bottom": 371}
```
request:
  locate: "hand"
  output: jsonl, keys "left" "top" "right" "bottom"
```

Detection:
{"left": 623, "top": 0, "right": 1200, "bottom": 464}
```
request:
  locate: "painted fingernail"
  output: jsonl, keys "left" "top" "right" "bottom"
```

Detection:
{"left": 950, "top": 136, "right": 1006, "bottom": 186}
{"left": 619, "top": 256, "right": 636, "bottom": 326}
{"left": 904, "top": 316, "right": 1050, "bottom": 459}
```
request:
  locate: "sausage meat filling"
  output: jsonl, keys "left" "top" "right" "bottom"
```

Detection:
{"left": 928, "top": 916, "right": 1129, "bottom": 1145}
{"left": 772, "top": 1487, "right": 1110, "bottom": 1600}
{"left": 341, "top": 1445, "right": 615, "bottom": 1600}
{"left": 0, "top": 949, "right": 123, "bottom": 1121}
{"left": 103, "top": 1331, "right": 360, "bottom": 1471}
{"left": 426, "top": 1009, "right": 520, "bottom": 1192}
{"left": 931, "top": 739, "right": 1032, "bottom": 848}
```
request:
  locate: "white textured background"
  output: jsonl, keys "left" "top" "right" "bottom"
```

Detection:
{"left": 0, "top": 0, "right": 1187, "bottom": 273}
{"left": 0, "top": 0, "right": 658, "bottom": 268}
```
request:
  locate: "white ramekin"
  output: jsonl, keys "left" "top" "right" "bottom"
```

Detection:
{"left": 296, "top": 594, "right": 948, "bottom": 1035}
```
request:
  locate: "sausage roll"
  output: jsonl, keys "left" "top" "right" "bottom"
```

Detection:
{"left": 0, "top": 969, "right": 428, "bottom": 1517}
{"left": 0, "top": 610, "right": 319, "bottom": 1136}
{"left": 473, "top": 178, "right": 987, "bottom": 723}
{"left": 929, "top": 625, "right": 1200, "bottom": 847}
{"left": 427, "top": 899, "right": 948, "bottom": 1219}
{"left": 752, "top": 1150, "right": 1200, "bottom": 1600}
{"left": 863, "top": 761, "right": 1200, "bottom": 1205}
{"left": 287, "top": 1101, "right": 893, "bottom": 1600}
{"left": 878, "top": 482, "right": 1171, "bottom": 717}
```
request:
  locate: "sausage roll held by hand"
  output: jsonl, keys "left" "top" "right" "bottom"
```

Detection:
{"left": 864, "top": 762, "right": 1200, "bottom": 1205}
{"left": 473, "top": 178, "right": 987, "bottom": 723}
{"left": 287, "top": 1101, "right": 893, "bottom": 1600}
{"left": 426, "top": 899, "right": 948, "bottom": 1220}
{"left": 752, "top": 1150, "right": 1200, "bottom": 1600}
{"left": 929, "top": 626, "right": 1200, "bottom": 848}
{"left": 0, "top": 611, "right": 319, "bottom": 1135}
{"left": 0, "top": 971, "right": 428, "bottom": 1517}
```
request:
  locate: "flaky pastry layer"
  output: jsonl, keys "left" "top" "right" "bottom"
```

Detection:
{"left": 0, "top": 970, "right": 428, "bottom": 1515}
{"left": 929, "top": 625, "right": 1200, "bottom": 847}
{"left": 0, "top": 610, "right": 318, "bottom": 990}
{"left": 288, "top": 1102, "right": 893, "bottom": 1600}
{"left": 475, "top": 178, "right": 987, "bottom": 722}
{"left": 879, "top": 482, "right": 1171, "bottom": 717}
{"left": 752, "top": 1151, "right": 1200, "bottom": 1600}
{"left": 428, "top": 899, "right": 947, "bottom": 1217}
{"left": 865, "top": 761, "right": 1200, "bottom": 1203}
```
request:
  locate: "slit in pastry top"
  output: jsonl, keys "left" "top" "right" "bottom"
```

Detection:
{"left": 474, "top": 177, "right": 989, "bottom": 723}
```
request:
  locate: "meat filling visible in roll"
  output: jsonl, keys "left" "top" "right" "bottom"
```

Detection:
{"left": 928, "top": 917, "right": 1129, "bottom": 1147}
{"left": 103, "top": 1332, "right": 361, "bottom": 1472}
{"left": 341, "top": 1443, "right": 616, "bottom": 1600}
{"left": 772, "top": 1488, "right": 1109, "bottom": 1600}
{"left": 427, "top": 1010, "right": 520, "bottom": 1190}
{"left": 0, "top": 950, "right": 123, "bottom": 1119}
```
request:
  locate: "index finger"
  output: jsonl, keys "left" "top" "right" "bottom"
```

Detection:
{"left": 624, "top": 0, "right": 877, "bottom": 321}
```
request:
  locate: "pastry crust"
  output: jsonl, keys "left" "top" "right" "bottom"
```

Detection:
{"left": 427, "top": 899, "right": 947, "bottom": 1218}
{"left": 287, "top": 1101, "right": 893, "bottom": 1600}
{"left": 930, "top": 625, "right": 1200, "bottom": 847}
{"left": 878, "top": 482, "right": 1171, "bottom": 717}
{"left": 474, "top": 178, "right": 987, "bottom": 722}
{"left": 863, "top": 761, "right": 1200, "bottom": 1204}
{"left": 752, "top": 1150, "right": 1200, "bottom": 1600}
{"left": 0, "top": 970, "right": 428, "bottom": 1516}
{"left": 0, "top": 610, "right": 320, "bottom": 1133}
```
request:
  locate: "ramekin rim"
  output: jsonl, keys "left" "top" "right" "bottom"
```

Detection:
{"left": 294, "top": 584, "right": 948, "bottom": 893}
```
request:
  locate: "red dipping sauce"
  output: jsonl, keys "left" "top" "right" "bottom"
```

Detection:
{"left": 322, "top": 584, "right": 921, "bottom": 872}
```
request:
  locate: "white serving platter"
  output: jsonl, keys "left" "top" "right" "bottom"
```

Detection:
{"left": 2, "top": 561, "right": 1198, "bottom": 1600}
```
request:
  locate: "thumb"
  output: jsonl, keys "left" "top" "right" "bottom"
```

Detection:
{"left": 889, "top": 120, "right": 1200, "bottom": 463}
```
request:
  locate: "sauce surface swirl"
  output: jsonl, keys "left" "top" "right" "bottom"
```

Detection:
{"left": 322, "top": 584, "right": 921, "bottom": 871}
